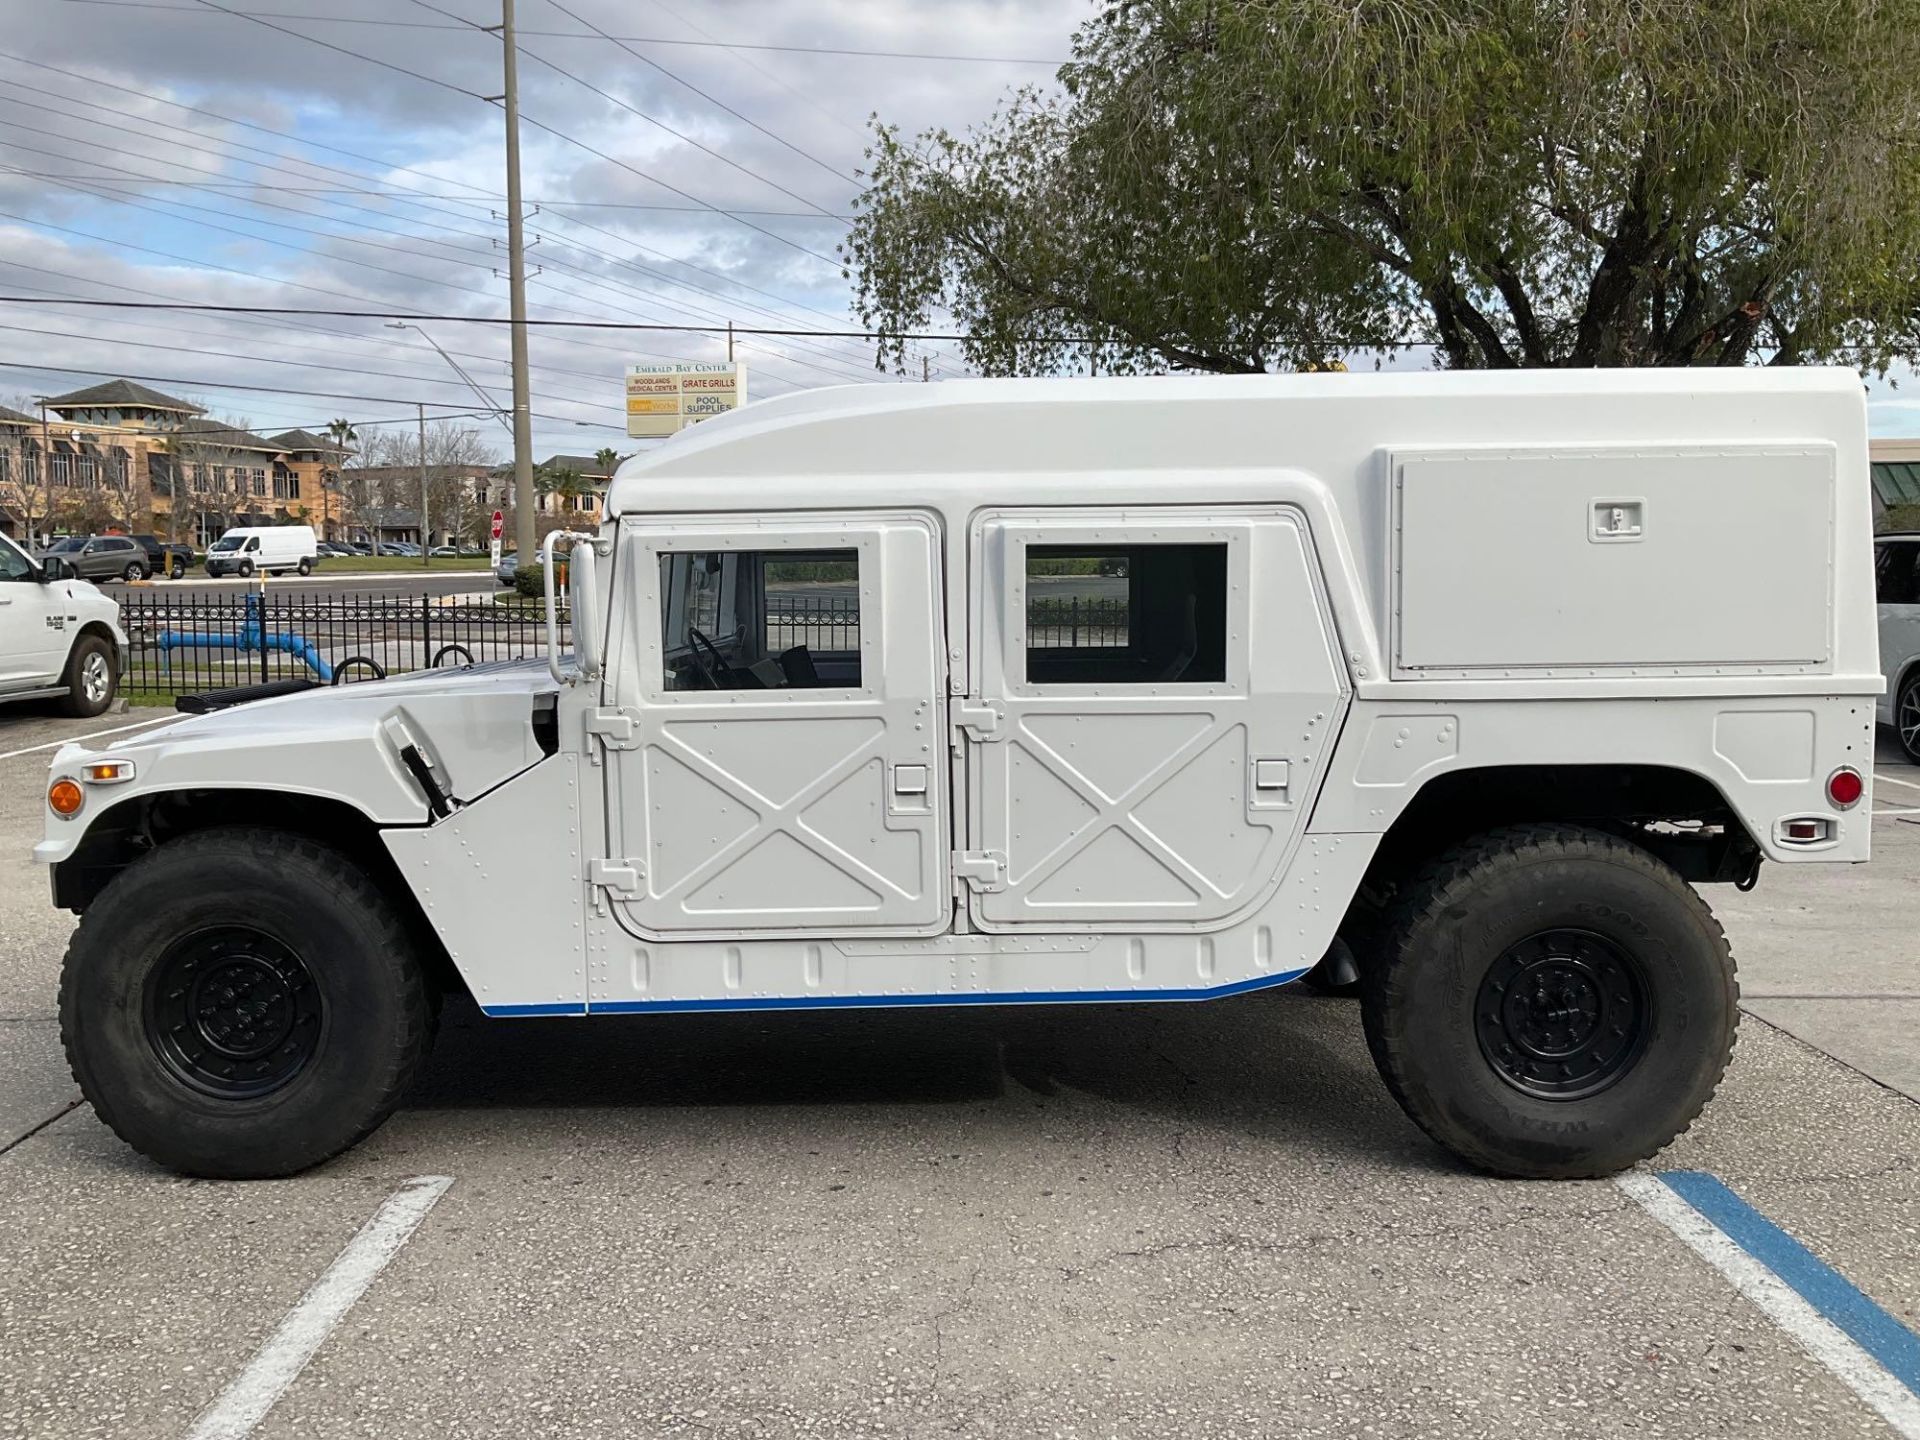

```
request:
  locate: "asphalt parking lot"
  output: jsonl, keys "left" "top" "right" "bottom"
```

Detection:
{"left": 0, "top": 710, "right": 1915, "bottom": 1438}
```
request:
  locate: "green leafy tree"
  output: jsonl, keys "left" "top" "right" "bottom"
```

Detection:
{"left": 848, "top": 0, "right": 1920, "bottom": 374}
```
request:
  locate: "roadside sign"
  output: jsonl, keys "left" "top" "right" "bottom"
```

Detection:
{"left": 490, "top": 509, "right": 503, "bottom": 540}
{"left": 490, "top": 536, "right": 503, "bottom": 571}
{"left": 626, "top": 362, "right": 747, "bottom": 439}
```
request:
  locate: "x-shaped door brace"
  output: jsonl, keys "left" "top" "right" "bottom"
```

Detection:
{"left": 641, "top": 719, "right": 922, "bottom": 907}
{"left": 1001, "top": 713, "right": 1268, "bottom": 904}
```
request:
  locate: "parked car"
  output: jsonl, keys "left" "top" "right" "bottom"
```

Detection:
{"left": 314, "top": 541, "right": 357, "bottom": 558}
{"left": 344, "top": 542, "right": 372, "bottom": 556}
{"left": 494, "top": 551, "right": 520, "bottom": 585}
{"left": 128, "top": 533, "right": 195, "bottom": 580}
{"left": 37, "top": 534, "right": 150, "bottom": 583}
{"left": 1875, "top": 532, "right": 1920, "bottom": 761}
{"left": 381, "top": 542, "right": 423, "bottom": 557}
{"left": 0, "top": 532, "right": 127, "bottom": 716}
{"left": 429, "top": 545, "right": 459, "bottom": 557}
{"left": 204, "top": 525, "right": 318, "bottom": 578}
{"left": 39, "top": 369, "right": 1879, "bottom": 1181}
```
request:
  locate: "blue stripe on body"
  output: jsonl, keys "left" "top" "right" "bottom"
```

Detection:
{"left": 481, "top": 966, "right": 1312, "bottom": 1019}
{"left": 1659, "top": 1169, "right": 1920, "bottom": 1397}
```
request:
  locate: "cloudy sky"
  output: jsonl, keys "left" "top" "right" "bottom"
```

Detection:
{"left": 0, "top": 0, "right": 1085, "bottom": 454}
{"left": 1, "top": 0, "right": 1914, "bottom": 453}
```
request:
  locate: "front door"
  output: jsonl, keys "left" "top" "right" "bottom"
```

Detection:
{"left": 600, "top": 511, "right": 950, "bottom": 939}
{"left": 965, "top": 507, "right": 1350, "bottom": 930}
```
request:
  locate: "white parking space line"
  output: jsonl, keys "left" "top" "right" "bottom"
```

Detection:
{"left": 1874, "top": 808, "right": 1920, "bottom": 818}
{"left": 1874, "top": 772, "right": 1920, "bottom": 793}
{"left": 184, "top": 1175, "right": 452, "bottom": 1440}
{"left": 1618, "top": 1172, "right": 1920, "bottom": 1438}
{"left": 0, "top": 715, "right": 176, "bottom": 762}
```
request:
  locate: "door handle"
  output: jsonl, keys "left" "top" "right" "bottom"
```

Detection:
{"left": 0, "top": 596, "right": 13, "bottom": 605}
{"left": 892, "top": 764, "right": 929, "bottom": 796}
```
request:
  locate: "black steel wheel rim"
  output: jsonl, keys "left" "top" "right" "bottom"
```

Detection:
{"left": 143, "top": 927, "right": 323, "bottom": 1099}
{"left": 1475, "top": 928, "right": 1650, "bottom": 1100}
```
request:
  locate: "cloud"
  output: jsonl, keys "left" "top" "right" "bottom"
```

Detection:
{"left": 0, "top": 0, "right": 1089, "bottom": 449}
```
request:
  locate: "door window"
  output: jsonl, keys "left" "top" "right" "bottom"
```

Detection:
{"left": 0, "top": 536, "right": 34, "bottom": 582}
{"left": 657, "top": 547, "right": 860, "bottom": 691}
{"left": 1024, "top": 543, "right": 1227, "bottom": 684}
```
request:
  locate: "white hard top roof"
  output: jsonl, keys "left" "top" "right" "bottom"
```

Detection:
{"left": 608, "top": 368, "right": 1866, "bottom": 517}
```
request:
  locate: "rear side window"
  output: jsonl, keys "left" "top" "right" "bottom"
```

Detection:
{"left": 1024, "top": 543, "right": 1228, "bottom": 684}
{"left": 1877, "top": 543, "right": 1920, "bottom": 604}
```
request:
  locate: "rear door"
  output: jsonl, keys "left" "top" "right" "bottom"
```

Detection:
{"left": 600, "top": 510, "right": 950, "bottom": 938}
{"left": 1876, "top": 540, "right": 1920, "bottom": 736}
{"left": 964, "top": 507, "right": 1349, "bottom": 930}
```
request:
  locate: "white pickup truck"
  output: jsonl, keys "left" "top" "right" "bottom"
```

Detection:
{"left": 41, "top": 370, "right": 1877, "bottom": 1181}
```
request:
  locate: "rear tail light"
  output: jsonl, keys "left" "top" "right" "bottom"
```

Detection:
{"left": 1827, "top": 767, "right": 1864, "bottom": 809}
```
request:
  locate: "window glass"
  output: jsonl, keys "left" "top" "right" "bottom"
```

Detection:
{"left": 658, "top": 547, "right": 860, "bottom": 691}
{"left": 0, "top": 535, "right": 33, "bottom": 582}
{"left": 1025, "top": 543, "right": 1228, "bottom": 684}
{"left": 1877, "top": 543, "right": 1920, "bottom": 605}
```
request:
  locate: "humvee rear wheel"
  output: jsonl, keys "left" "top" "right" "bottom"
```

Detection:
{"left": 60, "top": 828, "right": 433, "bottom": 1179}
{"left": 1361, "top": 823, "right": 1736, "bottom": 1179}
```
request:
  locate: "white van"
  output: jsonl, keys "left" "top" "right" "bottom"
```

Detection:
{"left": 204, "top": 525, "right": 318, "bottom": 578}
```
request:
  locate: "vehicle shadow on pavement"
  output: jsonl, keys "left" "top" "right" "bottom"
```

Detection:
{"left": 405, "top": 988, "right": 1436, "bottom": 1171}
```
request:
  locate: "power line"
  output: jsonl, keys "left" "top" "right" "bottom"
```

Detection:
{"left": 0, "top": 174, "right": 850, "bottom": 218}
{"left": 0, "top": 48, "right": 920, "bottom": 369}
{"left": 0, "top": 295, "right": 1030, "bottom": 342}
{"left": 0, "top": 357, "right": 631, "bottom": 420}
{"left": 535, "top": 0, "right": 853, "bottom": 185}
{"left": 186, "top": 0, "right": 843, "bottom": 270}
{"left": 46, "top": 1, "right": 1071, "bottom": 62}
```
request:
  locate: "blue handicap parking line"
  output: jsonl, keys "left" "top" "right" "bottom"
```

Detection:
{"left": 1658, "top": 1170, "right": 1920, "bottom": 1400}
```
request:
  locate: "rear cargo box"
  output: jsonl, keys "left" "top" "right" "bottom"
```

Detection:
{"left": 1387, "top": 443, "right": 1834, "bottom": 677}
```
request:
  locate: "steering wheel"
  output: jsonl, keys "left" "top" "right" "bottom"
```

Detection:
{"left": 684, "top": 626, "right": 731, "bottom": 689}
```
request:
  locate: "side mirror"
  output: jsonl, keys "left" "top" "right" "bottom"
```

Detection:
{"left": 39, "top": 557, "right": 66, "bottom": 581}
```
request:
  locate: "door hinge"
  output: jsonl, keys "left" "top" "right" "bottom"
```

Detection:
{"left": 952, "top": 849, "right": 1007, "bottom": 892}
{"left": 585, "top": 707, "right": 639, "bottom": 750}
{"left": 953, "top": 700, "right": 1003, "bottom": 742}
{"left": 589, "top": 858, "right": 642, "bottom": 896}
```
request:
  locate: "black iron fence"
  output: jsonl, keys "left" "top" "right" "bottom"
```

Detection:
{"left": 116, "top": 587, "right": 1129, "bottom": 699}
{"left": 1029, "top": 596, "right": 1128, "bottom": 648}
{"left": 765, "top": 591, "right": 860, "bottom": 654}
{"left": 118, "top": 589, "right": 571, "bottom": 699}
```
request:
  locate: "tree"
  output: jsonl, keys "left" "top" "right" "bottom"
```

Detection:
{"left": 848, "top": 0, "right": 1920, "bottom": 375}
{"left": 163, "top": 419, "right": 260, "bottom": 545}
{"left": 594, "top": 447, "right": 620, "bottom": 477}
{"left": 321, "top": 418, "right": 358, "bottom": 539}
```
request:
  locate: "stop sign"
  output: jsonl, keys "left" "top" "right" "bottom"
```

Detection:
{"left": 490, "top": 509, "right": 503, "bottom": 540}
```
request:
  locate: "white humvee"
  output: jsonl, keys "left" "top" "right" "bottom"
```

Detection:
{"left": 41, "top": 370, "right": 1878, "bottom": 1180}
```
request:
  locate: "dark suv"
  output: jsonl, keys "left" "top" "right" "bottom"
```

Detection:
{"left": 37, "top": 534, "right": 149, "bottom": 582}
{"left": 130, "top": 534, "right": 195, "bottom": 580}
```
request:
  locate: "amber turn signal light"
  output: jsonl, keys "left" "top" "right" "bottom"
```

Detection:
{"left": 47, "top": 778, "right": 83, "bottom": 817}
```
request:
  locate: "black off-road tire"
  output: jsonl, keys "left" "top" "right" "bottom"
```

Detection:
{"left": 169, "top": 558, "right": 186, "bottom": 580}
{"left": 1361, "top": 823, "right": 1737, "bottom": 1179}
{"left": 59, "top": 828, "right": 434, "bottom": 1179}
{"left": 57, "top": 633, "right": 116, "bottom": 718}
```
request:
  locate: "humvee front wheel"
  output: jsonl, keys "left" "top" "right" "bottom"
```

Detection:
{"left": 60, "top": 828, "right": 433, "bottom": 1178}
{"left": 1361, "top": 824, "right": 1736, "bottom": 1179}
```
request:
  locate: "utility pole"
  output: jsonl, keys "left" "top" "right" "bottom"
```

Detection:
{"left": 497, "top": 0, "right": 536, "bottom": 563}
{"left": 727, "top": 321, "right": 734, "bottom": 363}
{"left": 922, "top": 356, "right": 930, "bottom": 383}
{"left": 416, "top": 402, "right": 431, "bottom": 567}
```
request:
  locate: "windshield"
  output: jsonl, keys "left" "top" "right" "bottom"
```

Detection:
{"left": 47, "top": 537, "right": 85, "bottom": 553}
{"left": 210, "top": 536, "right": 243, "bottom": 552}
